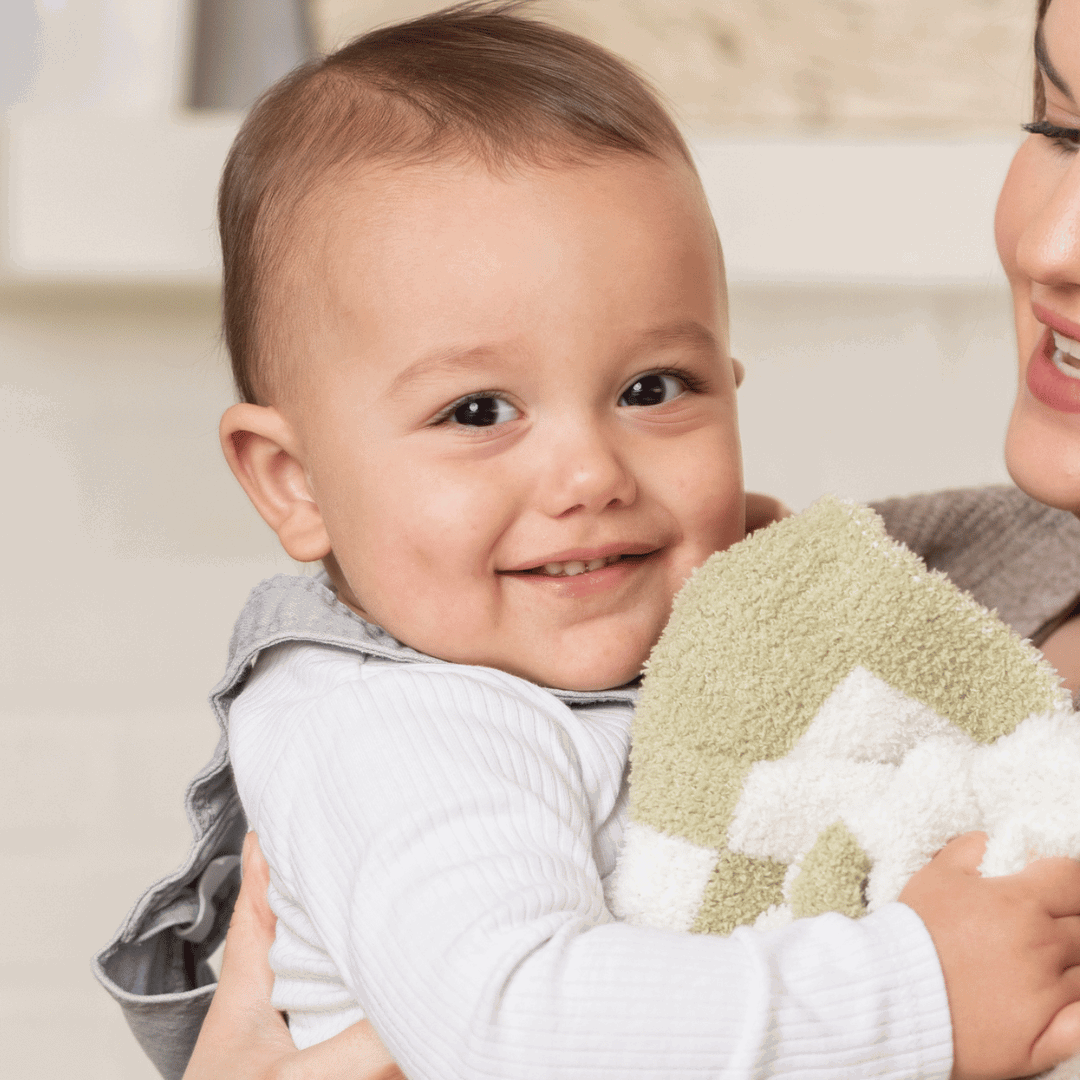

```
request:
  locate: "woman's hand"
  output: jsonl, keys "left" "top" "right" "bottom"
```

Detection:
{"left": 183, "top": 832, "right": 403, "bottom": 1080}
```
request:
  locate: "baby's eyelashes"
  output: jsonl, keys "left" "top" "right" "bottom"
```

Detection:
{"left": 430, "top": 366, "right": 704, "bottom": 429}
{"left": 618, "top": 373, "right": 687, "bottom": 407}
{"left": 435, "top": 393, "right": 521, "bottom": 427}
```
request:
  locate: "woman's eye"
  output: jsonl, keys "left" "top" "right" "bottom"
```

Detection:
{"left": 1023, "top": 120, "right": 1080, "bottom": 153}
{"left": 619, "top": 373, "right": 685, "bottom": 407}
{"left": 448, "top": 395, "right": 520, "bottom": 427}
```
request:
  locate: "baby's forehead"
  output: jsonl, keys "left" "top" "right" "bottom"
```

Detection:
{"left": 298, "top": 150, "right": 714, "bottom": 278}
{"left": 267, "top": 150, "right": 723, "bottom": 407}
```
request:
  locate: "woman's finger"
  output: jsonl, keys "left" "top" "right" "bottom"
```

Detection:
{"left": 209, "top": 831, "right": 285, "bottom": 1014}
{"left": 182, "top": 833, "right": 294, "bottom": 1079}
{"left": 185, "top": 833, "right": 406, "bottom": 1080}
{"left": 273, "top": 1021, "right": 405, "bottom": 1080}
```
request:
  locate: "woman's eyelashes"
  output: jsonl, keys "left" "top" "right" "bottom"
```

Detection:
{"left": 1024, "top": 120, "right": 1080, "bottom": 153}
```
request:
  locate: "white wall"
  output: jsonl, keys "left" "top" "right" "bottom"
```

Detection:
{"left": 0, "top": 288, "right": 294, "bottom": 1079}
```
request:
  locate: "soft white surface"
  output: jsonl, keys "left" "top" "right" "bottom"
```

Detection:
{"left": 229, "top": 640, "right": 953, "bottom": 1079}
{"left": 726, "top": 667, "right": 1080, "bottom": 913}
{"left": 605, "top": 821, "right": 719, "bottom": 931}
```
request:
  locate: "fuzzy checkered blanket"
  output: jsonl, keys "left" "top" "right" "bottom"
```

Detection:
{"left": 608, "top": 497, "right": 1079, "bottom": 1075}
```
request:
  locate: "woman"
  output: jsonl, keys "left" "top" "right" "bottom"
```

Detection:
{"left": 184, "top": 0, "right": 1080, "bottom": 1075}
{"left": 996, "top": 0, "right": 1080, "bottom": 682}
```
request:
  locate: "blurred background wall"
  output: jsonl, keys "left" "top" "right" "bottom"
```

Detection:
{"left": 0, "top": 1, "right": 1040, "bottom": 1076}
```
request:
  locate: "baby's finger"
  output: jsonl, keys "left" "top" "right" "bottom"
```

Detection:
{"left": 930, "top": 831, "right": 988, "bottom": 873}
{"left": 1019, "top": 857, "right": 1080, "bottom": 919}
{"left": 1029, "top": 995, "right": 1080, "bottom": 1076}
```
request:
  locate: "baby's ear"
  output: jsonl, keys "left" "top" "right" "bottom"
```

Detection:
{"left": 219, "top": 403, "right": 331, "bottom": 562}
{"left": 732, "top": 359, "right": 745, "bottom": 388}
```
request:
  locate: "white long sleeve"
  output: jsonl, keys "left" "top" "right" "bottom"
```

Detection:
{"left": 229, "top": 641, "right": 953, "bottom": 1079}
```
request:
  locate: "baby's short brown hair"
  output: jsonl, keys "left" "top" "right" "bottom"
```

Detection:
{"left": 218, "top": 0, "right": 694, "bottom": 405}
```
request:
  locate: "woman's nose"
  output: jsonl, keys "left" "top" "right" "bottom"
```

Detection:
{"left": 1015, "top": 158, "right": 1080, "bottom": 288}
{"left": 538, "top": 424, "right": 637, "bottom": 519}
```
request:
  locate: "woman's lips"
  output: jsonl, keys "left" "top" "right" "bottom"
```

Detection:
{"left": 1026, "top": 326, "right": 1080, "bottom": 414}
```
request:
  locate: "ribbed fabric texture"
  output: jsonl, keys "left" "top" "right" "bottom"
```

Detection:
{"left": 229, "top": 641, "right": 953, "bottom": 1079}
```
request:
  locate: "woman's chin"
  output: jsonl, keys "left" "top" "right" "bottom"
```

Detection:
{"left": 1005, "top": 395, "right": 1080, "bottom": 515}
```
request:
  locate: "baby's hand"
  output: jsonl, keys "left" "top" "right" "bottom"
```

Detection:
{"left": 899, "top": 832, "right": 1080, "bottom": 1080}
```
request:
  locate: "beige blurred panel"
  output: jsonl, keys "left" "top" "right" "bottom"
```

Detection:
{"left": 312, "top": 0, "right": 1036, "bottom": 134}
{"left": 0, "top": 287, "right": 295, "bottom": 1078}
{"left": 730, "top": 284, "right": 1015, "bottom": 510}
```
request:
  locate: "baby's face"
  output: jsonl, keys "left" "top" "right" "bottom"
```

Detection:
{"left": 280, "top": 154, "right": 744, "bottom": 690}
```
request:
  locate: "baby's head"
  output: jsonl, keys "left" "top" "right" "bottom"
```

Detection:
{"left": 220, "top": 1, "right": 746, "bottom": 691}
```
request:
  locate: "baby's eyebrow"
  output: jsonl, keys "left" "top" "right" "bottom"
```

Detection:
{"left": 1036, "top": 22, "right": 1075, "bottom": 103}
{"left": 635, "top": 320, "right": 721, "bottom": 357}
{"left": 386, "top": 320, "right": 720, "bottom": 399}
{"left": 386, "top": 345, "right": 504, "bottom": 399}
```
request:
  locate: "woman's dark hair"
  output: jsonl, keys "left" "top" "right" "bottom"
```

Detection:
{"left": 218, "top": 1, "right": 693, "bottom": 404}
{"left": 1035, "top": 0, "right": 1054, "bottom": 119}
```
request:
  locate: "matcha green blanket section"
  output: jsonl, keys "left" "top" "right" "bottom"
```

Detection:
{"left": 616, "top": 496, "right": 1067, "bottom": 937}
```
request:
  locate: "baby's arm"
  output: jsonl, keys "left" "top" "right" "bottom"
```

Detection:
{"left": 233, "top": 654, "right": 956, "bottom": 1079}
{"left": 188, "top": 830, "right": 1080, "bottom": 1080}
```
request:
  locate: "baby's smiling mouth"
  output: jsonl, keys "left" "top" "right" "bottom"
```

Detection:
{"left": 505, "top": 552, "right": 654, "bottom": 578}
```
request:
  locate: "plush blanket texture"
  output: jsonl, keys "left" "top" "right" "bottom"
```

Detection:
{"left": 609, "top": 497, "right": 1079, "bottom": 1034}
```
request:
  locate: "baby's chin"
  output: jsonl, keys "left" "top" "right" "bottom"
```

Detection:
{"left": 509, "top": 646, "right": 648, "bottom": 693}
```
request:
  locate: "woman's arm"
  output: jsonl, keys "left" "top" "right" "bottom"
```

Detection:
{"left": 183, "top": 832, "right": 403, "bottom": 1080}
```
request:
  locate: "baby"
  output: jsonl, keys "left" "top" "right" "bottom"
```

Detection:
{"left": 96, "top": 4, "right": 1080, "bottom": 1079}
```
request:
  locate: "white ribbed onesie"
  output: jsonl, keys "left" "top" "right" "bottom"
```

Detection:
{"left": 228, "top": 637, "right": 953, "bottom": 1079}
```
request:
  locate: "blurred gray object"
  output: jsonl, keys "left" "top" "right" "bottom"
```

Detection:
{"left": 189, "top": 0, "right": 315, "bottom": 109}
{"left": 0, "top": 0, "right": 39, "bottom": 111}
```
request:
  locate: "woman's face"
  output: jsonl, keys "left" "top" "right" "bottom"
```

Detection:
{"left": 997, "top": 0, "right": 1080, "bottom": 512}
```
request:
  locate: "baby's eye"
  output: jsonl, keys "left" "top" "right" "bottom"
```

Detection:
{"left": 447, "top": 394, "right": 520, "bottom": 427}
{"left": 619, "top": 373, "right": 685, "bottom": 407}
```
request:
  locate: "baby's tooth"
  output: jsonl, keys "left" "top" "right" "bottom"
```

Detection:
{"left": 539, "top": 555, "right": 627, "bottom": 576}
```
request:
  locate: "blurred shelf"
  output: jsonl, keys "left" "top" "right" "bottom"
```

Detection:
{"left": 2, "top": 111, "right": 240, "bottom": 286}
{"left": 696, "top": 138, "right": 1018, "bottom": 286}
{"left": 2, "top": 117, "right": 1019, "bottom": 287}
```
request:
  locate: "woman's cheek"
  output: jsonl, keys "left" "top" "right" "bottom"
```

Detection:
{"left": 994, "top": 139, "right": 1039, "bottom": 290}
